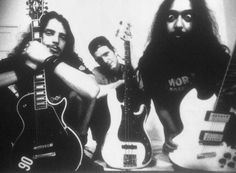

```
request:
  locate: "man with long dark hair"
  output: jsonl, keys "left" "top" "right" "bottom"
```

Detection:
{"left": 0, "top": 11, "right": 100, "bottom": 171}
{"left": 139, "top": 0, "right": 231, "bottom": 153}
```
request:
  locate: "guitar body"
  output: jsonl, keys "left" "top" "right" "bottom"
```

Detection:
{"left": 101, "top": 89, "right": 152, "bottom": 170}
{"left": 11, "top": 93, "right": 83, "bottom": 171}
{"left": 169, "top": 88, "right": 236, "bottom": 171}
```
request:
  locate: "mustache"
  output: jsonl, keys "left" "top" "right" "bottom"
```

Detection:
{"left": 47, "top": 45, "right": 62, "bottom": 54}
{"left": 172, "top": 29, "right": 184, "bottom": 37}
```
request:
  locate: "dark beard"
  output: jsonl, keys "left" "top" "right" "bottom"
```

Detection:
{"left": 167, "top": 31, "right": 194, "bottom": 52}
{"left": 161, "top": 31, "right": 199, "bottom": 69}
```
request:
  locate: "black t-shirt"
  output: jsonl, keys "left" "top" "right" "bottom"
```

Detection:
{"left": 143, "top": 51, "right": 230, "bottom": 110}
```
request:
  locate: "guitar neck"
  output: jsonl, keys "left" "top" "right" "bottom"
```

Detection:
{"left": 124, "top": 41, "right": 135, "bottom": 83}
{"left": 124, "top": 40, "right": 137, "bottom": 113}
{"left": 31, "top": 19, "right": 42, "bottom": 42}
{"left": 34, "top": 69, "right": 48, "bottom": 110}
{"left": 31, "top": 19, "right": 47, "bottom": 110}
{"left": 27, "top": 0, "right": 48, "bottom": 110}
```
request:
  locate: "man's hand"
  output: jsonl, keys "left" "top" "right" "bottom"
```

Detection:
{"left": 96, "top": 79, "right": 124, "bottom": 99}
{"left": 113, "top": 79, "right": 125, "bottom": 88}
{"left": 23, "top": 41, "right": 52, "bottom": 69}
{"left": 222, "top": 84, "right": 236, "bottom": 110}
{"left": 162, "top": 135, "right": 178, "bottom": 154}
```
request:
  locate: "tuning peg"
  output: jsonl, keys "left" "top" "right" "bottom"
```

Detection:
{"left": 44, "top": 6, "right": 48, "bottom": 10}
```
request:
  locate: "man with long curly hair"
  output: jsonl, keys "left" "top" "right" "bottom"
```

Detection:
{"left": 139, "top": 0, "right": 231, "bottom": 153}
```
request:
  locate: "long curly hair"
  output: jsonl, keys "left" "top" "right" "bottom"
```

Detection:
{"left": 9, "top": 11, "right": 77, "bottom": 60}
{"left": 139, "top": 0, "right": 229, "bottom": 93}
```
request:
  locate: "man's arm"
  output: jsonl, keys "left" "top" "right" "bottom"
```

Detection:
{"left": 152, "top": 99, "right": 180, "bottom": 153}
{"left": 97, "top": 80, "right": 124, "bottom": 98}
{"left": 23, "top": 41, "right": 100, "bottom": 99}
{"left": 54, "top": 63, "right": 99, "bottom": 99}
{"left": 0, "top": 71, "right": 17, "bottom": 88}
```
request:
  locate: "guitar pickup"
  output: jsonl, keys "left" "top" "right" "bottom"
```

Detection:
{"left": 199, "top": 131, "right": 223, "bottom": 145}
{"left": 205, "top": 111, "right": 231, "bottom": 123}
{"left": 33, "top": 143, "right": 53, "bottom": 150}
{"left": 122, "top": 144, "right": 137, "bottom": 149}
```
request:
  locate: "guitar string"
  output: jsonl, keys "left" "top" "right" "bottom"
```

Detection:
{"left": 201, "top": 49, "right": 234, "bottom": 155}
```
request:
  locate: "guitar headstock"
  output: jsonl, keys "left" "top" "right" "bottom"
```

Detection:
{"left": 26, "top": 0, "right": 48, "bottom": 20}
{"left": 116, "top": 21, "right": 132, "bottom": 42}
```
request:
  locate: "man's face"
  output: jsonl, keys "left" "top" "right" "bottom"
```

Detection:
{"left": 166, "top": 0, "right": 193, "bottom": 39}
{"left": 42, "top": 18, "right": 67, "bottom": 57}
{"left": 93, "top": 45, "right": 119, "bottom": 71}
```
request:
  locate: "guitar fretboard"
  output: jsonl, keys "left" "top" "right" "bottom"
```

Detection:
{"left": 34, "top": 69, "right": 48, "bottom": 110}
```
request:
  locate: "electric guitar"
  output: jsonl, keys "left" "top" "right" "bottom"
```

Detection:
{"left": 169, "top": 48, "right": 236, "bottom": 171}
{"left": 10, "top": 0, "right": 83, "bottom": 171}
{"left": 101, "top": 22, "right": 152, "bottom": 170}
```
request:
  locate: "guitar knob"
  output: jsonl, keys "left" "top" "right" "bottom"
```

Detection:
{"left": 219, "top": 158, "right": 226, "bottom": 165}
{"left": 227, "top": 162, "right": 235, "bottom": 168}
{"left": 224, "top": 152, "right": 232, "bottom": 159}
{"left": 233, "top": 156, "right": 236, "bottom": 162}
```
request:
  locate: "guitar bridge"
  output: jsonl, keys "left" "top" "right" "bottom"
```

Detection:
{"left": 123, "top": 154, "right": 137, "bottom": 167}
{"left": 33, "top": 152, "right": 56, "bottom": 159}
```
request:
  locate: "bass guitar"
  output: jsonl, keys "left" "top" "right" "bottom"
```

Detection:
{"left": 10, "top": 0, "right": 83, "bottom": 171}
{"left": 169, "top": 47, "right": 236, "bottom": 171}
{"left": 101, "top": 22, "right": 152, "bottom": 170}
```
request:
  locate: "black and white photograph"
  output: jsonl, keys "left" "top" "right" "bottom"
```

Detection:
{"left": 0, "top": 0, "right": 236, "bottom": 172}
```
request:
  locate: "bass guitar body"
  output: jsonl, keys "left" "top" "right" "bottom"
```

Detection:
{"left": 169, "top": 88, "right": 236, "bottom": 172}
{"left": 101, "top": 89, "right": 152, "bottom": 170}
{"left": 11, "top": 93, "right": 83, "bottom": 171}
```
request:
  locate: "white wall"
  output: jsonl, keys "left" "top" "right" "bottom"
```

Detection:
{"left": 223, "top": 0, "right": 236, "bottom": 53}
{"left": 0, "top": 0, "right": 232, "bottom": 66}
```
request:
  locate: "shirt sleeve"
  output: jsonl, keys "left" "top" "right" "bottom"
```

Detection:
{"left": 64, "top": 55, "right": 92, "bottom": 75}
{"left": 0, "top": 57, "right": 15, "bottom": 73}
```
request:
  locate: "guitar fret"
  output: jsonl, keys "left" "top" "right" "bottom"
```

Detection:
{"left": 35, "top": 85, "right": 45, "bottom": 89}
{"left": 36, "top": 96, "right": 46, "bottom": 101}
{"left": 36, "top": 105, "right": 47, "bottom": 110}
{"left": 36, "top": 91, "right": 45, "bottom": 95}
{"left": 36, "top": 101, "right": 47, "bottom": 106}
{"left": 35, "top": 74, "right": 44, "bottom": 79}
